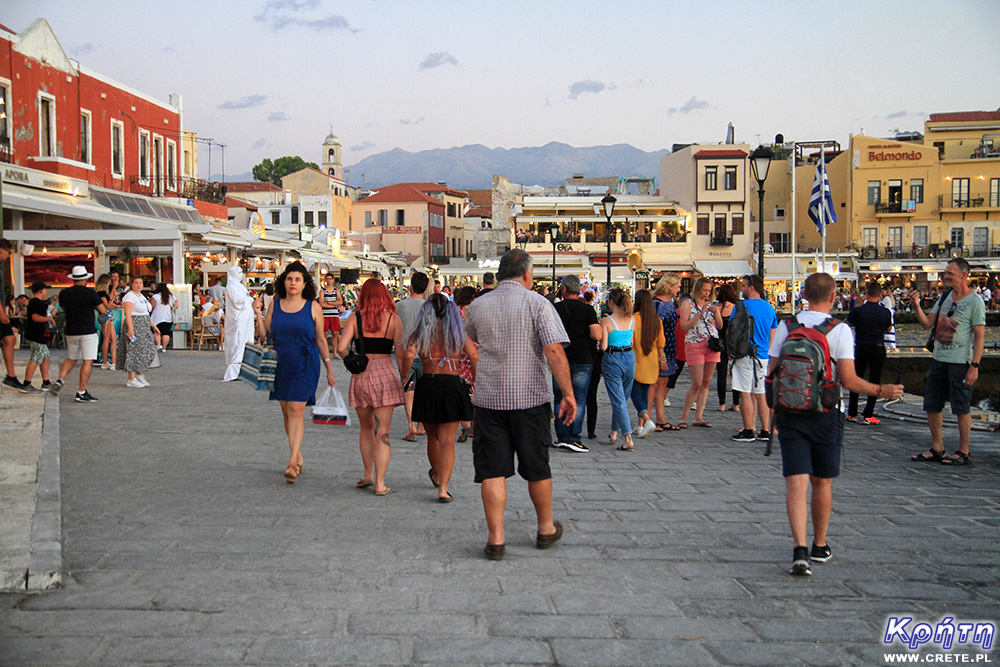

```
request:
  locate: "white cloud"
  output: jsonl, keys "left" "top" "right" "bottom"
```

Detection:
{"left": 268, "top": 111, "right": 291, "bottom": 122}
{"left": 255, "top": 1, "right": 358, "bottom": 32}
{"left": 568, "top": 80, "right": 606, "bottom": 100}
{"left": 668, "top": 96, "right": 710, "bottom": 115}
{"left": 419, "top": 52, "right": 458, "bottom": 70}
{"left": 218, "top": 94, "right": 268, "bottom": 110}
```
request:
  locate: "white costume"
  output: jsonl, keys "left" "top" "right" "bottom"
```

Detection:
{"left": 222, "top": 266, "right": 254, "bottom": 381}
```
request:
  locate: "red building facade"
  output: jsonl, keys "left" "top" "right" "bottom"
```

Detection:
{"left": 0, "top": 18, "right": 182, "bottom": 196}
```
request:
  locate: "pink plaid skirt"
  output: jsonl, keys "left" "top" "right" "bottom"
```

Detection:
{"left": 349, "top": 356, "right": 404, "bottom": 409}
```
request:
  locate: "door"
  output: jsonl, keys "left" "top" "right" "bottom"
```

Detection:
{"left": 951, "top": 227, "right": 965, "bottom": 251}
{"left": 887, "top": 227, "right": 903, "bottom": 256}
{"left": 154, "top": 137, "right": 164, "bottom": 196}
{"left": 887, "top": 179, "right": 902, "bottom": 212}
{"left": 952, "top": 178, "right": 969, "bottom": 207}
{"left": 973, "top": 227, "right": 989, "bottom": 255}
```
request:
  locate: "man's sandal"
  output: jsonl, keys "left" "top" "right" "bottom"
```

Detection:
{"left": 911, "top": 449, "right": 945, "bottom": 463}
{"left": 941, "top": 451, "right": 971, "bottom": 466}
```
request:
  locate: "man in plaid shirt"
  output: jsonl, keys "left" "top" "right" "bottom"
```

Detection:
{"left": 464, "top": 249, "right": 576, "bottom": 561}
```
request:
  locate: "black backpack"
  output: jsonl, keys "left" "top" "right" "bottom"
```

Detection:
{"left": 725, "top": 301, "right": 755, "bottom": 359}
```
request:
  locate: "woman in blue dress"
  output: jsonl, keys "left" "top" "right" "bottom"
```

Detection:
{"left": 253, "top": 262, "right": 336, "bottom": 483}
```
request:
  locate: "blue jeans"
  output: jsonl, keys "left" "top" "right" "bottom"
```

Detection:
{"left": 631, "top": 380, "right": 650, "bottom": 419}
{"left": 553, "top": 364, "right": 592, "bottom": 442}
{"left": 602, "top": 350, "right": 635, "bottom": 434}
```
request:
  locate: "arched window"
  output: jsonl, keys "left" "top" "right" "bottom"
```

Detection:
{"left": 329, "top": 168, "right": 335, "bottom": 176}
{"left": 328, "top": 149, "right": 335, "bottom": 161}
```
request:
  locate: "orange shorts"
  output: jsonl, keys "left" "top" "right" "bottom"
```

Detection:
{"left": 685, "top": 339, "right": 721, "bottom": 365}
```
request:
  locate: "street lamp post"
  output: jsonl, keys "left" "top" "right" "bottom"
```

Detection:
{"left": 550, "top": 223, "right": 559, "bottom": 290}
{"left": 749, "top": 145, "right": 774, "bottom": 279}
{"left": 601, "top": 194, "right": 617, "bottom": 287}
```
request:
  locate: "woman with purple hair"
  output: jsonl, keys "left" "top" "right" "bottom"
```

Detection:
{"left": 401, "top": 293, "right": 478, "bottom": 503}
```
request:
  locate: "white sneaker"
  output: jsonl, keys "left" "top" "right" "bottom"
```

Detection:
{"left": 100, "top": 362, "right": 111, "bottom": 370}
{"left": 638, "top": 420, "right": 656, "bottom": 438}
{"left": 126, "top": 379, "right": 144, "bottom": 388}
{"left": 631, "top": 426, "right": 642, "bottom": 436}
{"left": 664, "top": 398, "right": 671, "bottom": 407}
{"left": 135, "top": 375, "right": 151, "bottom": 387}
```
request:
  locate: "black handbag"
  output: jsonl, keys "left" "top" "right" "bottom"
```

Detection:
{"left": 343, "top": 311, "right": 369, "bottom": 374}
{"left": 707, "top": 335, "right": 725, "bottom": 353}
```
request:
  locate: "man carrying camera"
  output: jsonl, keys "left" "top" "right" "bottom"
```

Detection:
{"left": 908, "top": 258, "right": 985, "bottom": 466}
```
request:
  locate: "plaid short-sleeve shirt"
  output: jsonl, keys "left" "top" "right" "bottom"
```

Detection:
{"left": 464, "top": 280, "right": 569, "bottom": 410}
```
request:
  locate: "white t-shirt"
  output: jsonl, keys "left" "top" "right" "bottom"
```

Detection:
{"left": 768, "top": 311, "right": 855, "bottom": 382}
{"left": 123, "top": 291, "right": 151, "bottom": 317}
{"left": 150, "top": 293, "right": 174, "bottom": 325}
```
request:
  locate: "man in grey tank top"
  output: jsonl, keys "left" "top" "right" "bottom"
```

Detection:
{"left": 396, "top": 271, "right": 428, "bottom": 441}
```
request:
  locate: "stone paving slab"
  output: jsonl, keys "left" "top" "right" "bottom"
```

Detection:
{"left": 1, "top": 350, "right": 998, "bottom": 665}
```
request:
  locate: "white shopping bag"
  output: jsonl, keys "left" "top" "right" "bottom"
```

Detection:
{"left": 312, "top": 385, "right": 351, "bottom": 426}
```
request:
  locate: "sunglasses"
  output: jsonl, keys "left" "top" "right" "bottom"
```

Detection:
{"left": 946, "top": 303, "right": 957, "bottom": 318}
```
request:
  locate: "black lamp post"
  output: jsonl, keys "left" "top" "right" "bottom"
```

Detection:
{"left": 550, "top": 223, "right": 560, "bottom": 290}
{"left": 601, "top": 194, "right": 616, "bottom": 287}
{"left": 749, "top": 145, "right": 774, "bottom": 279}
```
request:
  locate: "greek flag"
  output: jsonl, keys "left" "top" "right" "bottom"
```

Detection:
{"left": 808, "top": 151, "right": 837, "bottom": 232}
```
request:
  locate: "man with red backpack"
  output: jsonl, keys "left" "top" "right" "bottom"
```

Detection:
{"left": 767, "top": 273, "right": 903, "bottom": 576}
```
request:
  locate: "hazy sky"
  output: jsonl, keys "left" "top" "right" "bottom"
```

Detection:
{"left": 6, "top": 0, "right": 999, "bottom": 181}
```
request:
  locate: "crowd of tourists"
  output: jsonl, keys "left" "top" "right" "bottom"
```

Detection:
{"left": 2, "top": 236, "right": 985, "bottom": 574}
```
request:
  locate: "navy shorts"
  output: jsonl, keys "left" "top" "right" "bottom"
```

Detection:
{"left": 775, "top": 409, "right": 843, "bottom": 479}
{"left": 472, "top": 404, "right": 552, "bottom": 483}
{"left": 0, "top": 322, "right": 13, "bottom": 339}
{"left": 922, "top": 359, "right": 973, "bottom": 416}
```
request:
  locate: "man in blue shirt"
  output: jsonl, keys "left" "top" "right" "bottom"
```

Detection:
{"left": 845, "top": 281, "right": 892, "bottom": 424}
{"left": 730, "top": 274, "right": 779, "bottom": 442}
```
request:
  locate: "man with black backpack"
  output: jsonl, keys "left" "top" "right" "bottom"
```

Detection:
{"left": 729, "top": 274, "right": 778, "bottom": 443}
{"left": 767, "top": 273, "right": 903, "bottom": 576}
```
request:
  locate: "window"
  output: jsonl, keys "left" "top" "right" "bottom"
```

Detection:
{"left": 862, "top": 228, "right": 877, "bottom": 247}
{"left": 396, "top": 209, "right": 405, "bottom": 226}
{"left": 304, "top": 211, "right": 314, "bottom": 226}
{"left": 768, "top": 233, "right": 790, "bottom": 253}
{"left": 909, "top": 178, "right": 923, "bottom": 204}
{"left": 166, "top": 139, "right": 177, "bottom": 190}
{"left": 364, "top": 211, "right": 372, "bottom": 227}
{"left": 696, "top": 214, "right": 709, "bottom": 235}
{"left": 705, "top": 166, "right": 717, "bottom": 191}
{"left": 430, "top": 213, "right": 444, "bottom": 229}
{"left": 732, "top": 213, "right": 745, "bottom": 235}
{"left": 952, "top": 178, "right": 969, "bottom": 207}
{"left": 38, "top": 94, "right": 55, "bottom": 157}
{"left": 139, "top": 130, "right": 151, "bottom": 181}
{"left": 183, "top": 149, "right": 192, "bottom": 177}
{"left": 713, "top": 214, "right": 727, "bottom": 239}
{"left": 951, "top": 227, "right": 965, "bottom": 249}
{"left": 271, "top": 211, "right": 280, "bottom": 225}
{"left": 0, "top": 82, "right": 9, "bottom": 147}
{"left": 724, "top": 166, "right": 737, "bottom": 190}
{"left": 934, "top": 142, "right": 945, "bottom": 159}
{"left": 317, "top": 211, "right": 327, "bottom": 227}
{"left": 452, "top": 238, "right": 457, "bottom": 256}
{"left": 447, "top": 202, "right": 456, "bottom": 217}
{"left": 991, "top": 178, "right": 1000, "bottom": 207}
{"left": 79, "top": 110, "right": 92, "bottom": 164}
{"left": 867, "top": 181, "right": 881, "bottom": 206}
{"left": 111, "top": 119, "right": 124, "bottom": 178}
{"left": 377, "top": 209, "right": 388, "bottom": 226}
{"left": 774, "top": 207, "right": 786, "bottom": 219}
{"left": 913, "top": 226, "right": 928, "bottom": 247}
{"left": 887, "top": 226, "right": 902, "bottom": 251}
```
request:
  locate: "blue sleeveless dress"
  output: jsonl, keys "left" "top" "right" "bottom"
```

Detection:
{"left": 269, "top": 299, "right": 320, "bottom": 404}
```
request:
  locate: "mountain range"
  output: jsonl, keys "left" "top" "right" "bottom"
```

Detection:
{"left": 215, "top": 142, "right": 670, "bottom": 190}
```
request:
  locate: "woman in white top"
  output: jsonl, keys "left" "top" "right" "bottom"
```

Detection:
{"left": 116, "top": 277, "right": 158, "bottom": 387}
{"left": 150, "top": 283, "right": 177, "bottom": 351}
{"left": 677, "top": 278, "right": 723, "bottom": 428}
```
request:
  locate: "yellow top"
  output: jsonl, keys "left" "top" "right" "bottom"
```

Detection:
{"left": 632, "top": 313, "right": 666, "bottom": 384}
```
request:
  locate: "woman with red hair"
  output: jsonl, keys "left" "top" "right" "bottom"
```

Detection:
{"left": 338, "top": 279, "right": 405, "bottom": 495}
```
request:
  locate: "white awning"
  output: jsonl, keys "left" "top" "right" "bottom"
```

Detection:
{"left": 694, "top": 260, "right": 753, "bottom": 278}
{"left": 761, "top": 257, "right": 806, "bottom": 281}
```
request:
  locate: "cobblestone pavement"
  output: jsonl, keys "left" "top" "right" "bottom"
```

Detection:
{"left": 1, "top": 350, "right": 998, "bottom": 665}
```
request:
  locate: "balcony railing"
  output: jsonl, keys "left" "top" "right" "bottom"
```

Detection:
{"left": 129, "top": 176, "right": 228, "bottom": 206}
{"left": 858, "top": 243, "right": 1000, "bottom": 260}
{"left": 710, "top": 232, "right": 734, "bottom": 246}
{"left": 938, "top": 192, "right": 999, "bottom": 209}
{"left": 516, "top": 233, "right": 689, "bottom": 246}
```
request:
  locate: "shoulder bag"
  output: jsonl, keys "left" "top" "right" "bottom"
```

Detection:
{"left": 343, "top": 311, "right": 369, "bottom": 374}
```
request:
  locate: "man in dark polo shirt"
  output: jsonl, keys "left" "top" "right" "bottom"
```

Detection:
{"left": 52, "top": 266, "right": 107, "bottom": 402}
{"left": 552, "top": 275, "right": 601, "bottom": 453}
{"left": 845, "top": 281, "right": 893, "bottom": 424}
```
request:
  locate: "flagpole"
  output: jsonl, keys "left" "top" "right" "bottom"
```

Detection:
{"left": 790, "top": 145, "right": 797, "bottom": 313}
{"left": 820, "top": 147, "right": 827, "bottom": 275}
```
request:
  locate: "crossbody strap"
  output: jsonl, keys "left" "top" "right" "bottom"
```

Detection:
{"left": 929, "top": 289, "right": 952, "bottom": 340}
{"left": 354, "top": 311, "right": 366, "bottom": 355}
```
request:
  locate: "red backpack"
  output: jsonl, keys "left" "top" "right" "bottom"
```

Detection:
{"left": 766, "top": 317, "right": 841, "bottom": 414}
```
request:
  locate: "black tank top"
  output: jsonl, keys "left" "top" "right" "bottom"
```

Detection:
{"left": 361, "top": 314, "right": 394, "bottom": 354}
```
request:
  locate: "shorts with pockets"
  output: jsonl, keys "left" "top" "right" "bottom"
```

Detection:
{"left": 472, "top": 404, "right": 552, "bottom": 483}
{"left": 776, "top": 409, "right": 843, "bottom": 478}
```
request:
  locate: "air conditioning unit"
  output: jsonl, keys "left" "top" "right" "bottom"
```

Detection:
{"left": 862, "top": 248, "right": 877, "bottom": 260}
